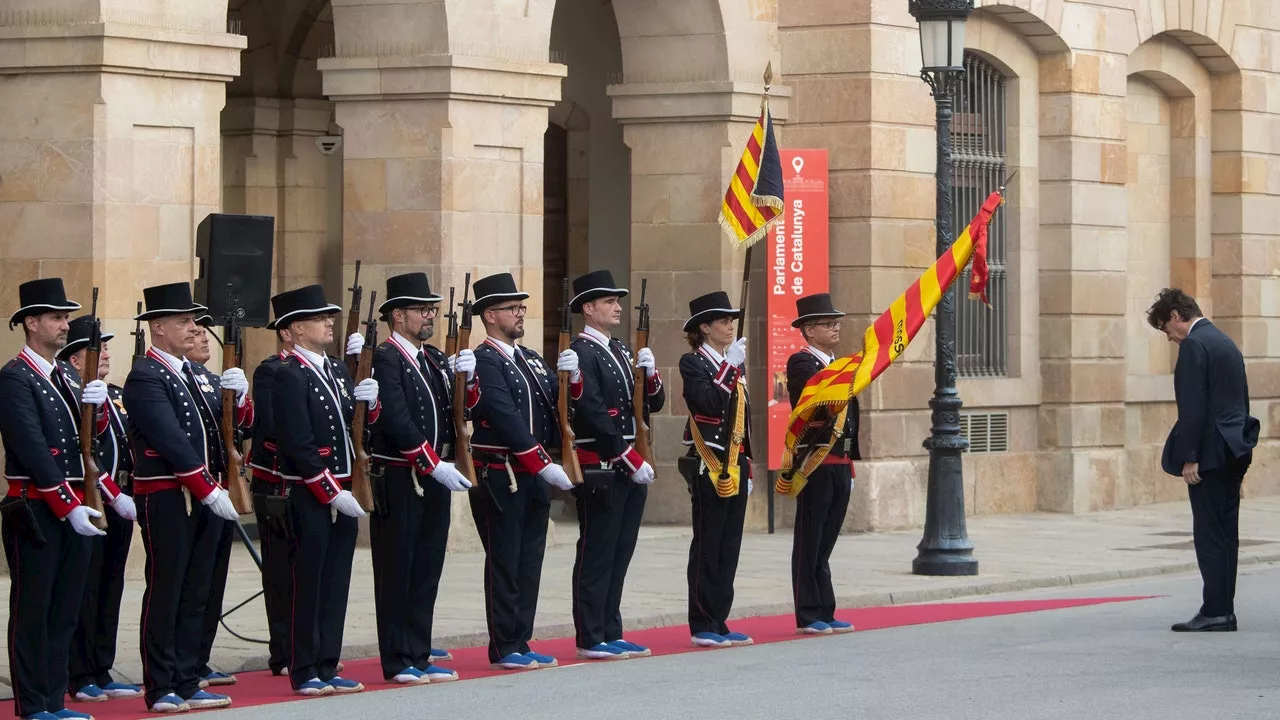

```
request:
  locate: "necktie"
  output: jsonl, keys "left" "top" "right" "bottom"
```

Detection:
{"left": 417, "top": 349, "right": 433, "bottom": 379}
{"left": 51, "top": 368, "right": 78, "bottom": 410}
{"left": 322, "top": 360, "right": 342, "bottom": 398}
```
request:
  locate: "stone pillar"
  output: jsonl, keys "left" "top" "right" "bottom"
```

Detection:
{"left": 609, "top": 81, "right": 791, "bottom": 529}
{"left": 1036, "top": 51, "right": 1131, "bottom": 512}
{"left": 0, "top": 4, "right": 244, "bottom": 386}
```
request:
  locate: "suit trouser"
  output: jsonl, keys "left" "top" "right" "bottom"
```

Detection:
{"left": 3, "top": 497, "right": 91, "bottom": 717}
{"left": 196, "top": 508, "right": 235, "bottom": 676}
{"left": 687, "top": 463, "right": 748, "bottom": 636}
{"left": 1188, "top": 452, "right": 1249, "bottom": 617}
{"left": 287, "top": 485, "right": 359, "bottom": 690}
{"left": 572, "top": 468, "right": 647, "bottom": 648}
{"left": 792, "top": 463, "right": 851, "bottom": 627}
{"left": 468, "top": 469, "right": 550, "bottom": 663}
{"left": 371, "top": 466, "right": 452, "bottom": 678}
{"left": 68, "top": 492, "right": 133, "bottom": 691}
{"left": 251, "top": 477, "right": 292, "bottom": 673}
{"left": 136, "top": 488, "right": 218, "bottom": 706}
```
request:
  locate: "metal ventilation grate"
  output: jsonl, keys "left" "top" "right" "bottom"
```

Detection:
{"left": 960, "top": 412, "right": 1009, "bottom": 453}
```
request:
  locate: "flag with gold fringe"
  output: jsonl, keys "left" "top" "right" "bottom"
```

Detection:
{"left": 719, "top": 97, "right": 784, "bottom": 248}
{"left": 777, "top": 189, "right": 1005, "bottom": 496}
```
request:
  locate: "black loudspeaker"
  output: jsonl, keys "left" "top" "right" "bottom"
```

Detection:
{"left": 195, "top": 213, "right": 275, "bottom": 328}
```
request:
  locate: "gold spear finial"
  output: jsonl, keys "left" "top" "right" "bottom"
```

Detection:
{"left": 764, "top": 61, "right": 773, "bottom": 92}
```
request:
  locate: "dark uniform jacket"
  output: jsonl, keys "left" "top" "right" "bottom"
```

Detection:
{"left": 471, "top": 338, "right": 577, "bottom": 476}
{"left": 124, "top": 347, "right": 254, "bottom": 502}
{"left": 248, "top": 352, "right": 286, "bottom": 482}
{"left": 680, "top": 344, "right": 753, "bottom": 459}
{"left": 786, "top": 346, "right": 861, "bottom": 462}
{"left": 570, "top": 327, "right": 665, "bottom": 470}
{"left": 370, "top": 333, "right": 479, "bottom": 474}
{"left": 273, "top": 347, "right": 380, "bottom": 503}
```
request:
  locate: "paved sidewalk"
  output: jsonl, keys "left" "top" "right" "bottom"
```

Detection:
{"left": 4, "top": 497, "right": 1280, "bottom": 689}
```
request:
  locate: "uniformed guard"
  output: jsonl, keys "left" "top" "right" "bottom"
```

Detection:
{"left": 469, "top": 272, "right": 578, "bottom": 670}
{"left": 1, "top": 278, "right": 109, "bottom": 720}
{"left": 786, "top": 293, "right": 858, "bottom": 636}
{"left": 567, "top": 270, "right": 665, "bottom": 660}
{"left": 369, "top": 272, "right": 478, "bottom": 684}
{"left": 270, "top": 284, "right": 378, "bottom": 697}
{"left": 60, "top": 317, "right": 144, "bottom": 703}
{"left": 678, "top": 290, "right": 754, "bottom": 649}
{"left": 123, "top": 282, "right": 252, "bottom": 714}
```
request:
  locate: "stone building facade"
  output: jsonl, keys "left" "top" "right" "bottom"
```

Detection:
{"left": 1, "top": 0, "right": 1277, "bottom": 537}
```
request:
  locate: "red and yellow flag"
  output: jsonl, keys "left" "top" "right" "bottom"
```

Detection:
{"left": 719, "top": 99, "right": 784, "bottom": 248}
{"left": 777, "top": 190, "right": 1005, "bottom": 494}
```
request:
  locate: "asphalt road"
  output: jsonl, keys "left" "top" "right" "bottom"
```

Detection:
{"left": 208, "top": 563, "right": 1280, "bottom": 720}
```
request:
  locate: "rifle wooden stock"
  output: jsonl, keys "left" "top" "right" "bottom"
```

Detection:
{"left": 345, "top": 259, "right": 363, "bottom": 379}
{"left": 350, "top": 290, "right": 377, "bottom": 512}
{"left": 221, "top": 327, "right": 252, "bottom": 515}
{"left": 78, "top": 310, "right": 106, "bottom": 529}
{"left": 557, "top": 279, "right": 582, "bottom": 486}
{"left": 450, "top": 277, "right": 476, "bottom": 485}
{"left": 632, "top": 279, "right": 654, "bottom": 465}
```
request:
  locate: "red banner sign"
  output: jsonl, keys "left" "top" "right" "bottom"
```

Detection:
{"left": 766, "top": 150, "right": 830, "bottom": 470}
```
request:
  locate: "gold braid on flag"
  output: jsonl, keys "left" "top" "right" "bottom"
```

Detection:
{"left": 778, "top": 190, "right": 1006, "bottom": 493}
{"left": 719, "top": 76, "right": 784, "bottom": 250}
{"left": 688, "top": 376, "right": 748, "bottom": 498}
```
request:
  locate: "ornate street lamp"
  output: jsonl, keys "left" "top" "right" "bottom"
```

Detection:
{"left": 909, "top": 0, "right": 979, "bottom": 577}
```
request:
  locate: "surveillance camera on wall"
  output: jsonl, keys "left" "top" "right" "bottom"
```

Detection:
{"left": 315, "top": 135, "right": 343, "bottom": 155}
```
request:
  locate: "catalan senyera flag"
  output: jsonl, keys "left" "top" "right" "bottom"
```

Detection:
{"left": 719, "top": 99, "right": 784, "bottom": 248}
{"left": 777, "top": 189, "right": 1005, "bottom": 495}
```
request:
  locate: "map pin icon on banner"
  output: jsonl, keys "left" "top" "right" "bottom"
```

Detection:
{"left": 791, "top": 155, "right": 805, "bottom": 175}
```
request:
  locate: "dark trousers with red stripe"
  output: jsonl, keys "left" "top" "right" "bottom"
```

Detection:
{"left": 251, "top": 477, "right": 292, "bottom": 674}
{"left": 3, "top": 497, "right": 91, "bottom": 717}
{"left": 137, "top": 487, "right": 220, "bottom": 706}
{"left": 687, "top": 460, "right": 748, "bottom": 636}
{"left": 469, "top": 468, "right": 550, "bottom": 663}
{"left": 371, "top": 466, "right": 452, "bottom": 678}
{"left": 69, "top": 492, "right": 133, "bottom": 691}
{"left": 288, "top": 483, "right": 359, "bottom": 690}
{"left": 196, "top": 507, "right": 234, "bottom": 677}
{"left": 792, "top": 463, "right": 851, "bottom": 627}
{"left": 572, "top": 467, "right": 647, "bottom": 649}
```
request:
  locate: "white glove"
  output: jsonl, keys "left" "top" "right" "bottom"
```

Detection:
{"left": 538, "top": 463, "right": 575, "bottom": 491}
{"left": 81, "top": 379, "right": 108, "bottom": 407}
{"left": 748, "top": 478, "right": 754, "bottom": 496}
{"left": 557, "top": 349, "right": 581, "bottom": 383}
{"left": 449, "top": 349, "right": 476, "bottom": 381}
{"left": 636, "top": 348, "right": 656, "bottom": 378}
{"left": 850, "top": 477, "right": 856, "bottom": 493}
{"left": 725, "top": 337, "right": 747, "bottom": 368}
{"left": 330, "top": 489, "right": 367, "bottom": 518}
{"left": 346, "top": 332, "right": 364, "bottom": 356}
{"left": 431, "top": 461, "right": 474, "bottom": 491}
{"left": 219, "top": 367, "right": 248, "bottom": 400}
{"left": 109, "top": 493, "right": 137, "bottom": 522}
{"left": 631, "top": 461, "right": 655, "bottom": 485}
{"left": 200, "top": 487, "right": 240, "bottom": 522}
{"left": 353, "top": 378, "right": 379, "bottom": 403}
{"left": 67, "top": 505, "right": 107, "bottom": 537}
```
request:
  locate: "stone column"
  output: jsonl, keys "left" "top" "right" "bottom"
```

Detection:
{"left": 609, "top": 81, "right": 791, "bottom": 529}
{"left": 0, "top": 4, "right": 244, "bottom": 385}
{"left": 1036, "top": 51, "right": 1131, "bottom": 512}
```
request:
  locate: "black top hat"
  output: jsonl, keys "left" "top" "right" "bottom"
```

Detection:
{"left": 56, "top": 316, "right": 115, "bottom": 361}
{"left": 10, "top": 278, "right": 81, "bottom": 329}
{"left": 134, "top": 283, "right": 207, "bottom": 322}
{"left": 683, "top": 291, "right": 741, "bottom": 333}
{"left": 570, "top": 270, "right": 629, "bottom": 313}
{"left": 792, "top": 293, "right": 846, "bottom": 328}
{"left": 378, "top": 272, "right": 444, "bottom": 317}
{"left": 472, "top": 273, "right": 529, "bottom": 315}
{"left": 269, "top": 284, "right": 341, "bottom": 330}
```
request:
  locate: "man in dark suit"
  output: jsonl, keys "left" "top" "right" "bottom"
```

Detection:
{"left": 1148, "top": 288, "right": 1259, "bottom": 632}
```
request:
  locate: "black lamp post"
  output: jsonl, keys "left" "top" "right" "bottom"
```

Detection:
{"left": 909, "top": 0, "right": 979, "bottom": 577}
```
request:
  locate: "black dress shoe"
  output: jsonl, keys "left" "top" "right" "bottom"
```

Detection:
{"left": 1171, "top": 613, "right": 1237, "bottom": 632}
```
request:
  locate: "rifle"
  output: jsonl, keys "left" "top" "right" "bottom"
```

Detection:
{"left": 632, "top": 278, "right": 654, "bottom": 465}
{"left": 220, "top": 286, "right": 252, "bottom": 515}
{"left": 131, "top": 301, "right": 146, "bottom": 369}
{"left": 350, "top": 290, "right": 378, "bottom": 512}
{"left": 344, "top": 259, "right": 363, "bottom": 378}
{"left": 557, "top": 279, "right": 583, "bottom": 486}
{"left": 447, "top": 278, "right": 477, "bottom": 486}
{"left": 78, "top": 288, "right": 107, "bottom": 529}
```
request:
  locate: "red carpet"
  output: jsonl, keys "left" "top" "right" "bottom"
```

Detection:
{"left": 82, "top": 596, "right": 1151, "bottom": 719}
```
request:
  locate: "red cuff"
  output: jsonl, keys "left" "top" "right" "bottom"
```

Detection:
{"left": 646, "top": 372, "right": 662, "bottom": 396}
{"left": 304, "top": 469, "right": 343, "bottom": 504}
{"left": 95, "top": 410, "right": 111, "bottom": 436}
{"left": 714, "top": 362, "right": 737, "bottom": 392}
{"left": 513, "top": 445, "right": 553, "bottom": 475}
{"left": 570, "top": 377, "right": 584, "bottom": 401}
{"left": 97, "top": 472, "right": 122, "bottom": 503}
{"left": 236, "top": 398, "right": 254, "bottom": 428}
{"left": 367, "top": 400, "right": 382, "bottom": 425}
{"left": 402, "top": 441, "right": 441, "bottom": 475}
{"left": 465, "top": 378, "right": 481, "bottom": 410}
{"left": 616, "top": 445, "right": 645, "bottom": 474}
{"left": 175, "top": 466, "right": 219, "bottom": 502}
{"left": 39, "top": 481, "right": 82, "bottom": 520}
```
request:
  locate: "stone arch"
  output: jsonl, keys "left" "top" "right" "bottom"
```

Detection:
{"left": 1132, "top": 0, "right": 1242, "bottom": 73}
{"left": 971, "top": 2, "right": 1069, "bottom": 54}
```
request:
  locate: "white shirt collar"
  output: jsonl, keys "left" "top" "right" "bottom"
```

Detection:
{"left": 21, "top": 346, "right": 55, "bottom": 377}
{"left": 700, "top": 343, "right": 725, "bottom": 364}
{"left": 582, "top": 325, "right": 611, "bottom": 346}
{"left": 294, "top": 344, "right": 328, "bottom": 373}
{"left": 807, "top": 345, "right": 834, "bottom": 365}
{"left": 150, "top": 345, "right": 186, "bottom": 375}
{"left": 1189, "top": 317, "right": 1205, "bottom": 333}
{"left": 487, "top": 336, "right": 518, "bottom": 359}
{"left": 391, "top": 331, "right": 422, "bottom": 357}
